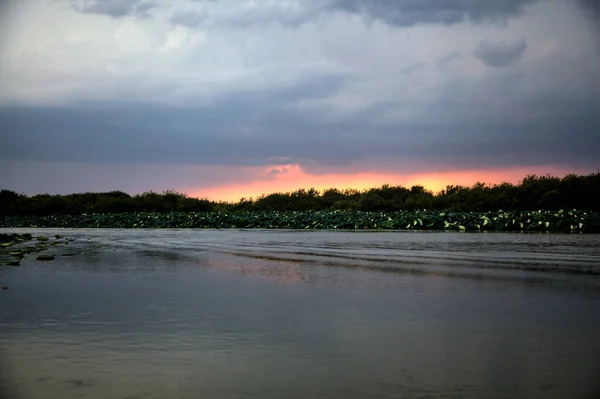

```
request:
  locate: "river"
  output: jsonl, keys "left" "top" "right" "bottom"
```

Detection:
{"left": 1, "top": 229, "right": 599, "bottom": 399}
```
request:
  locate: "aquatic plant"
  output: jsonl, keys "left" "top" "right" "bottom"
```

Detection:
{"left": 1, "top": 209, "right": 598, "bottom": 232}
{"left": 0, "top": 233, "right": 69, "bottom": 266}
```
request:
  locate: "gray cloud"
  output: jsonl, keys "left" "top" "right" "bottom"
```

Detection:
{"left": 437, "top": 52, "right": 462, "bottom": 68}
{"left": 577, "top": 0, "right": 600, "bottom": 46}
{"left": 170, "top": 0, "right": 539, "bottom": 30}
{"left": 474, "top": 38, "right": 527, "bottom": 67}
{"left": 1, "top": 66, "right": 598, "bottom": 173}
{"left": 322, "top": 0, "right": 538, "bottom": 27}
{"left": 400, "top": 61, "right": 427, "bottom": 74}
{"left": 71, "top": 0, "right": 157, "bottom": 18}
{"left": 578, "top": 0, "right": 600, "bottom": 19}
{"left": 171, "top": 1, "right": 324, "bottom": 29}
{"left": 170, "top": 10, "right": 208, "bottom": 29}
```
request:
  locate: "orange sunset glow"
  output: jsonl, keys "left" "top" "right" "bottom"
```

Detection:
{"left": 188, "top": 164, "right": 588, "bottom": 202}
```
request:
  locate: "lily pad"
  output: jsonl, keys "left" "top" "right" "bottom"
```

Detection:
{"left": 36, "top": 254, "right": 55, "bottom": 261}
{"left": 1, "top": 256, "right": 21, "bottom": 266}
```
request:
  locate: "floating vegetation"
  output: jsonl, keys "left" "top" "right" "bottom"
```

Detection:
{"left": 0, "top": 233, "right": 70, "bottom": 266}
{"left": 0, "top": 210, "right": 598, "bottom": 233}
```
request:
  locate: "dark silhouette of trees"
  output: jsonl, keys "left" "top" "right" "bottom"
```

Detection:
{"left": 1, "top": 172, "right": 599, "bottom": 216}
{"left": 0, "top": 189, "right": 213, "bottom": 216}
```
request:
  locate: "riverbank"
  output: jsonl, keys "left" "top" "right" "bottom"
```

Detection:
{"left": 1, "top": 210, "right": 599, "bottom": 232}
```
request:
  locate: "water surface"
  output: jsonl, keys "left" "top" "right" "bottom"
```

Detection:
{"left": 1, "top": 229, "right": 599, "bottom": 399}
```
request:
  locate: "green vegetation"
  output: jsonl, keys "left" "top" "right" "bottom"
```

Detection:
{"left": 0, "top": 172, "right": 599, "bottom": 232}
{"left": 0, "top": 233, "right": 70, "bottom": 266}
{"left": 0, "top": 209, "right": 598, "bottom": 232}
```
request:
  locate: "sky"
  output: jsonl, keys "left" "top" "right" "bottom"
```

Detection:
{"left": 0, "top": 0, "right": 599, "bottom": 201}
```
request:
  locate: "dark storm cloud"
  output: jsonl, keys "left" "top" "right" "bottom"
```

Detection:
{"left": 577, "top": 0, "right": 600, "bottom": 46}
{"left": 1, "top": 70, "right": 599, "bottom": 172}
{"left": 1, "top": 102, "right": 597, "bottom": 172}
{"left": 321, "top": 0, "right": 538, "bottom": 27}
{"left": 71, "top": 0, "right": 157, "bottom": 18}
{"left": 473, "top": 38, "right": 527, "bottom": 67}
{"left": 0, "top": 72, "right": 351, "bottom": 164}
{"left": 578, "top": 0, "right": 600, "bottom": 19}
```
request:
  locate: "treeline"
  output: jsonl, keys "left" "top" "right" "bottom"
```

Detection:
{"left": 1, "top": 172, "right": 599, "bottom": 216}
{"left": 0, "top": 190, "right": 213, "bottom": 216}
{"left": 241, "top": 172, "right": 600, "bottom": 212}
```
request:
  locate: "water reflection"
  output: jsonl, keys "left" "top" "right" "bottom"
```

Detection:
{"left": 1, "top": 229, "right": 599, "bottom": 399}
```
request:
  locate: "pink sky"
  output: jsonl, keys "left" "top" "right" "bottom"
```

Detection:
{"left": 188, "top": 164, "right": 592, "bottom": 202}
